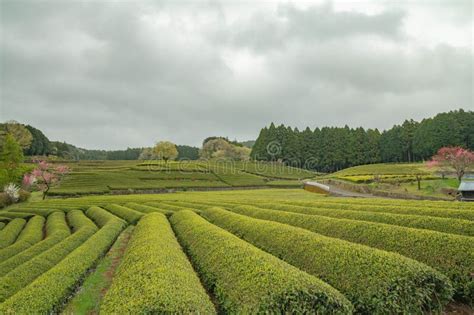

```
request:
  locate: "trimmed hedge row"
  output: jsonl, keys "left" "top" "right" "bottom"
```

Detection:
{"left": 145, "top": 201, "right": 198, "bottom": 213}
{"left": 0, "top": 211, "right": 126, "bottom": 313}
{"left": 68, "top": 209, "right": 97, "bottom": 231}
{"left": 0, "top": 216, "right": 11, "bottom": 223}
{"left": 284, "top": 200, "right": 474, "bottom": 221}
{"left": 8, "top": 208, "right": 61, "bottom": 217}
{"left": 124, "top": 202, "right": 174, "bottom": 216}
{"left": 0, "top": 215, "right": 45, "bottom": 262}
{"left": 101, "top": 212, "right": 215, "bottom": 314}
{"left": 170, "top": 210, "right": 352, "bottom": 314}
{"left": 44, "top": 211, "right": 71, "bottom": 237}
{"left": 0, "top": 212, "right": 36, "bottom": 219}
{"left": 0, "top": 211, "right": 98, "bottom": 302}
{"left": 85, "top": 206, "right": 126, "bottom": 227}
{"left": 102, "top": 204, "right": 143, "bottom": 224}
{"left": 0, "top": 212, "right": 70, "bottom": 277}
{"left": 0, "top": 218, "right": 27, "bottom": 249}
{"left": 307, "top": 197, "right": 474, "bottom": 210}
{"left": 230, "top": 204, "right": 474, "bottom": 302}
{"left": 202, "top": 207, "right": 453, "bottom": 314}
{"left": 254, "top": 202, "right": 474, "bottom": 237}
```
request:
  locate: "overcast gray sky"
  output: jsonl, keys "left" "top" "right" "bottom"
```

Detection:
{"left": 0, "top": 0, "right": 472, "bottom": 149}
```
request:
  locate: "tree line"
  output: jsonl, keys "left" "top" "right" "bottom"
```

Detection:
{"left": 251, "top": 109, "right": 474, "bottom": 172}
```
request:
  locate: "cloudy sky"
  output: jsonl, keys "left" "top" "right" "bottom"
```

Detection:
{"left": 0, "top": 0, "right": 472, "bottom": 149}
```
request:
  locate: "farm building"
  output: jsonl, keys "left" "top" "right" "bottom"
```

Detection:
{"left": 458, "top": 175, "right": 474, "bottom": 201}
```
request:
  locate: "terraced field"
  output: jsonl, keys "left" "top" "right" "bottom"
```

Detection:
{"left": 49, "top": 160, "right": 318, "bottom": 196}
{"left": 0, "top": 189, "right": 473, "bottom": 313}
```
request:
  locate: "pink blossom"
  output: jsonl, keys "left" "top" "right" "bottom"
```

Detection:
{"left": 22, "top": 174, "right": 36, "bottom": 188}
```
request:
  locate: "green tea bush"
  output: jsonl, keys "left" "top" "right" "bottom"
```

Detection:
{"left": 230, "top": 204, "right": 474, "bottom": 303}
{"left": 171, "top": 210, "right": 353, "bottom": 314}
{"left": 0, "top": 218, "right": 26, "bottom": 249}
{"left": 85, "top": 206, "right": 125, "bottom": 227}
{"left": 256, "top": 202, "right": 474, "bottom": 236}
{"left": 124, "top": 202, "right": 174, "bottom": 216}
{"left": 286, "top": 200, "right": 474, "bottom": 221}
{"left": 67, "top": 209, "right": 97, "bottom": 231}
{"left": 0, "top": 213, "right": 125, "bottom": 313}
{"left": 101, "top": 213, "right": 215, "bottom": 314}
{"left": 0, "top": 211, "right": 98, "bottom": 302}
{"left": 0, "top": 215, "right": 45, "bottom": 261}
{"left": 102, "top": 204, "right": 143, "bottom": 224}
{"left": 0, "top": 212, "right": 70, "bottom": 276}
{"left": 8, "top": 208, "right": 61, "bottom": 217}
{"left": 0, "top": 212, "right": 36, "bottom": 219}
{"left": 202, "top": 207, "right": 453, "bottom": 313}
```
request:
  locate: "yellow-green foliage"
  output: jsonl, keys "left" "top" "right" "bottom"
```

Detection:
{"left": 101, "top": 213, "right": 215, "bottom": 314}
{"left": 0, "top": 222, "right": 5, "bottom": 230}
{"left": 331, "top": 163, "right": 431, "bottom": 176}
{"left": 255, "top": 202, "right": 474, "bottom": 236}
{"left": 0, "top": 211, "right": 36, "bottom": 219}
{"left": 0, "top": 218, "right": 26, "bottom": 249}
{"left": 0, "top": 211, "right": 98, "bottom": 302}
{"left": 102, "top": 204, "right": 143, "bottom": 224}
{"left": 229, "top": 204, "right": 474, "bottom": 302}
{"left": 171, "top": 210, "right": 353, "bottom": 314}
{"left": 124, "top": 202, "right": 173, "bottom": 216}
{"left": 0, "top": 215, "right": 45, "bottom": 261}
{"left": 86, "top": 206, "right": 125, "bottom": 227}
{"left": 0, "top": 211, "right": 125, "bottom": 314}
{"left": 285, "top": 200, "right": 474, "bottom": 221}
{"left": 0, "top": 212, "right": 70, "bottom": 276}
{"left": 201, "top": 207, "right": 453, "bottom": 313}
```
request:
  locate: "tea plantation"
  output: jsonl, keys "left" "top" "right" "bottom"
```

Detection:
{"left": 47, "top": 160, "right": 318, "bottom": 196}
{"left": 0, "top": 189, "right": 473, "bottom": 313}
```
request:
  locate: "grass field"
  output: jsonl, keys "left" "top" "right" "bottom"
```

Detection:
{"left": 0, "top": 189, "right": 473, "bottom": 313}
{"left": 46, "top": 160, "right": 318, "bottom": 196}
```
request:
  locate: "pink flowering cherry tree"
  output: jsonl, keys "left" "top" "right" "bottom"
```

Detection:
{"left": 427, "top": 147, "right": 474, "bottom": 181}
{"left": 23, "top": 160, "right": 70, "bottom": 200}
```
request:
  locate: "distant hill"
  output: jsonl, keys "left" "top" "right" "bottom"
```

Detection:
{"left": 240, "top": 140, "right": 255, "bottom": 148}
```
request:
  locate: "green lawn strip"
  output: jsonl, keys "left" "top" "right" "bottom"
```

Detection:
{"left": 62, "top": 225, "right": 134, "bottom": 315}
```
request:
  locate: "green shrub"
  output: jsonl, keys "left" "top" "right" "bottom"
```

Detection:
{"left": 124, "top": 202, "right": 173, "bottom": 216}
{"left": 0, "top": 211, "right": 98, "bottom": 302}
{"left": 229, "top": 204, "right": 474, "bottom": 302}
{"left": 255, "top": 202, "right": 474, "bottom": 237}
{"left": 0, "top": 222, "right": 5, "bottom": 230}
{"left": 171, "top": 210, "right": 353, "bottom": 314}
{"left": 85, "top": 206, "right": 125, "bottom": 227}
{"left": 201, "top": 207, "right": 453, "bottom": 313}
{"left": 68, "top": 209, "right": 97, "bottom": 231}
{"left": 0, "top": 215, "right": 45, "bottom": 261}
{"left": 0, "top": 218, "right": 26, "bottom": 249}
{"left": 101, "top": 213, "right": 215, "bottom": 314}
{"left": 0, "top": 212, "right": 70, "bottom": 276}
{"left": 102, "top": 204, "right": 143, "bottom": 224}
{"left": 9, "top": 208, "right": 65, "bottom": 217}
{"left": 286, "top": 200, "right": 474, "bottom": 221}
{"left": 0, "top": 192, "right": 11, "bottom": 208}
{"left": 18, "top": 189, "right": 30, "bottom": 202}
{"left": 0, "top": 214, "right": 125, "bottom": 313}
{"left": 0, "top": 212, "right": 36, "bottom": 219}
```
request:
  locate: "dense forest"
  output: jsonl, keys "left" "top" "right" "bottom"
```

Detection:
{"left": 251, "top": 109, "right": 474, "bottom": 172}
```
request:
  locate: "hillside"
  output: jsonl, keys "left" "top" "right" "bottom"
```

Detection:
{"left": 48, "top": 160, "right": 319, "bottom": 196}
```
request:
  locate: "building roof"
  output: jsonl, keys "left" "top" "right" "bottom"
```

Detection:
{"left": 458, "top": 180, "right": 474, "bottom": 191}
